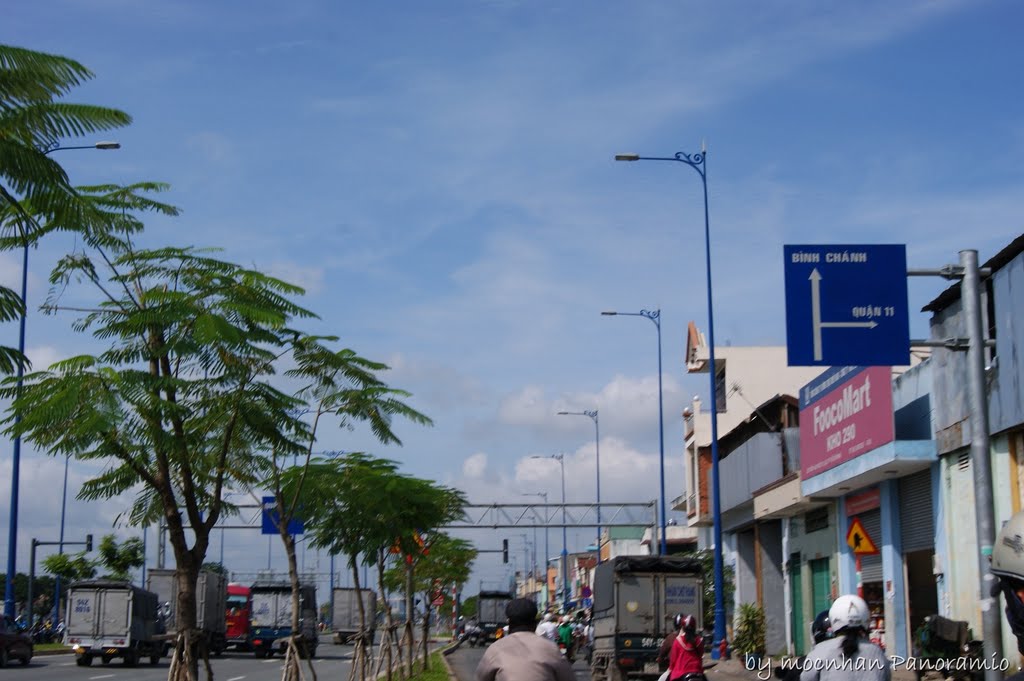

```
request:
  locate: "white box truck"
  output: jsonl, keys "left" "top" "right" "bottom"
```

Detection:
{"left": 64, "top": 579, "right": 168, "bottom": 667}
{"left": 331, "top": 587, "right": 376, "bottom": 644}
{"left": 146, "top": 568, "right": 228, "bottom": 655}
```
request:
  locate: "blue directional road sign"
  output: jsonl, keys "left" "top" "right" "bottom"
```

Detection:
{"left": 261, "top": 495, "right": 304, "bottom": 536}
{"left": 784, "top": 244, "right": 910, "bottom": 366}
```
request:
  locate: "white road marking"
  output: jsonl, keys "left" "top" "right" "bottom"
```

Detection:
{"left": 227, "top": 676, "right": 247, "bottom": 681}
{"left": 89, "top": 675, "right": 115, "bottom": 680}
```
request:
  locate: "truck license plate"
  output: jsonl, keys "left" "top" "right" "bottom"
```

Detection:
{"left": 644, "top": 663, "right": 659, "bottom": 674}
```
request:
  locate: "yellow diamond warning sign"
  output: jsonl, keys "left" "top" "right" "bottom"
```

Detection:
{"left": 846, "top": 517, "right": 879, "bottom": 555}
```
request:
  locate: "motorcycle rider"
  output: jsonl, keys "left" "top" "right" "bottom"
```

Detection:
{"left": 990, "top": 509, "right": 1024, "bottom": 681}
{"left": 800, "top": 595, "right": 889, "bottom": 681}
{"left": 667, "top": 614, "right": 704, "bottom": 681}
{"left": 774, "top": 611, "right": 832, "bottom": 681}
{"left": 476, "top": 598, "right": 575, "bottom": 681}
{"left": 535, "top": 612, "right": 558, "bottom": 642}
{"left": 557, "top": 616, "right": 575, "bottom": 661}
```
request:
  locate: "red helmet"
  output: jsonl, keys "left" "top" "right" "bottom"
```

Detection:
{"left": 674, "top": 614, "right": 696, "bottom": 633}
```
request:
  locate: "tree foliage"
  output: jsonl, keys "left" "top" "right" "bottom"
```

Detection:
{"left": 40, "top": 553, "right": 96, "bottom": 585}
{"left": 0, "top": 44, "right": 131, "bottom": 374}
{"left": 96, "top": 534, "right": 145, "bottom": 581}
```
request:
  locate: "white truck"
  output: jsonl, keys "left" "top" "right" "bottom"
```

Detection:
{"left": 64, "top": 579, "right": 168, "bottom": 667}
{"left": 250, "top": 581, "right": 319, "bottom": 658}
{"left": 146, "top": 568, "right": 228, "bottom": 655}
{"left": 331, "top": 587, "right": 376, "bottom": 644}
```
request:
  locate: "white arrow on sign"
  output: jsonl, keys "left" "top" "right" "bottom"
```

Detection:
{"left": 810, "top": 268, "right": 878, "bottom": 361}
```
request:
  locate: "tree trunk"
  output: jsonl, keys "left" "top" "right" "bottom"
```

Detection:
{"left": 377, "top": 555, "right": 396, "bottom": 681}
{"left": 351, "top": 557, "right": 367, "bottom": 681}
{"left": 166, "top": 513, "right": 208, "bottom": 681}
{"left": 421, "top": 596, "right": 430, "bottom": 671}
{"left": 282, "top": 531, "right": 301, "bottom": 641}
{"left": 405, "top": 561, "right": 414, "bottom": 679}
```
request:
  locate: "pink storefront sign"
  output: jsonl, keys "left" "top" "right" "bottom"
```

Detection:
{"left": 799, "top": 365, "right": 895, "bottom": 479}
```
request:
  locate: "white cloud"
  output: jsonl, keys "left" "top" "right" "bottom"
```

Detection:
{"left": 265, "top": 261, "right": 326, "bottom": 296}
{"left": 25, "top": 345, "right": 64, "bottom": 371}
{"left": 462, "top": 453, "right": 488, "bottom": 479}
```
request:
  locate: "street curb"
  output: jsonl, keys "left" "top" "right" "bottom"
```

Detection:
{"left": 33, "top": 648, "right": 73, "bottom": 656}
{"left": 439, "top": 644, "right": 460, "bottom": 681}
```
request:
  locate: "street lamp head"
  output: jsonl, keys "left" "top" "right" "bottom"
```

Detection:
{"left": 600, "top": 311, "right": 617, "bottom": 316}
{"left": 615, "top": 153, "right": 640, "bottom": 162}
{"left": 95, "top": 141, "right": 120, "bottom": 150}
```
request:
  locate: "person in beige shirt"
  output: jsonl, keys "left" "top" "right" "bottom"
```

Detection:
{"left": 476, "top": 598, "right": 576, "bottom": 681}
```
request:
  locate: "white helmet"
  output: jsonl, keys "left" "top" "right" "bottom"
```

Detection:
{"left": 829, "top": 595, "right": 870, "bottom": 633}
{"left": 543, "top": 613, "right": 553, "bottom": 622}
{"left": 992, "top": 511, "right": 1024, "bottom": 580}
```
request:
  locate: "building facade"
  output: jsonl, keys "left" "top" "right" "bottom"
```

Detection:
{"left": 925, "top": 234, "right": 1024, "bottom": 666}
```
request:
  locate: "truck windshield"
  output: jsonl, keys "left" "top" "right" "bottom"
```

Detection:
{"left": 227, "top": 596, "right": 248, "bottom": 609}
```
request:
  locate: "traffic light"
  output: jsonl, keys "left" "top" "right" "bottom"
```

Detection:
{"left": 502, "top": 539, "right": 508, "bottom": 564}
{"left": 85, "top": 534, "right": 93, "bottom": 552}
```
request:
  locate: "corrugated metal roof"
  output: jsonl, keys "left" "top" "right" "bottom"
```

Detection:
{"left": 922, "top": 233, "right": 1024, "bottom": 313}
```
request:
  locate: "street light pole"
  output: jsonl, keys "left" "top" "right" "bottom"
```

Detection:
{"left": 4, "top": 140, "right": 120, "bottom": 619}
{"left": 602, "top": 309, "right": 667, "bottom": 556}
{"left": 521, "top": 491, "right": 549, "bottom": 608}
{"left": 616, "top": 143, "right": 726, "bottom": 656}
{"left": 531, "top": 455, "right": 568, "bottom": 610}
{"left": 557, "top": 410, "right": 601, "bottom": 562}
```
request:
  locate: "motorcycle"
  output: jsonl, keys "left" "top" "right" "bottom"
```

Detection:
{"left": 912, "top": 614, "right": 983, "bottom": 681}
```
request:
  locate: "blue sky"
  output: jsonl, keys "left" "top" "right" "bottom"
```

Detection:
{"left": 3, "top": 0, "right": 1023, "bottom": 595}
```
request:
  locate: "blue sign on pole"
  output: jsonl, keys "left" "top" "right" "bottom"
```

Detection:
{"left": 784, "top": 244, "right": 910, "bottom": 367}
{"left": 261, "top": 495, "right": 304, "bottom": 536}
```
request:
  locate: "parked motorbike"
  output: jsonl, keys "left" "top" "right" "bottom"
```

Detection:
{"left": 912, "top": 614, "right": 983, "bottom": 681}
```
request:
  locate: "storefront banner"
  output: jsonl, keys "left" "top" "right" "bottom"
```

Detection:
{"left": 845, "top": 488, "right": 881, "bottom": 515}
{"left": 799, "top": 365, "right": 895, "bottom": 479}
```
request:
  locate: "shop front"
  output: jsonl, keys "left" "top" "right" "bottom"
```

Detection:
{"left": 799, "top": 362, "right": 939, "bottom": 658}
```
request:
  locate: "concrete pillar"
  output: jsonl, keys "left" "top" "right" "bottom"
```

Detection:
{"left": 880, "top": 479, "right": 907, "bottom": 657}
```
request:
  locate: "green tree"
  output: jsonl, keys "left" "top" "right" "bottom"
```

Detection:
{"left": 41, "top": 552, "right": 97, "bottom": 585}
{"left": 2, "top": 222, "right": 317, "bottom": 680}
{"left": 96, "top": 534, "right": 144, "bottom": 581}
{"left": 268, "top": 338, "right": 432, "bottom": 679}
{"left": 0, "top": 44, "right": 130, "bottom": 373}
{"left": 459, "top": 595, "right": 478, "bottom": 619}
{"left": 384, "top": 533, "right": 475, "bottom": 668}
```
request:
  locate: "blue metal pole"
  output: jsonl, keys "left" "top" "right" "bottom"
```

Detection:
{"left": 3, "top": 241, "right": 28, "bottom": 619}
{"left": 615, "top": 145, "right": 724, "bottom": 654}
{"left": 696, "top": 151, "right": 727, "bottom": 658}
{"left": 593, "top": 412, "right": 600, "bottom": 563}
{"left": 654, "top": 312, "right": 667, "bottom": 557}
{"left": 330, "top": 553, "right": 335, "bottom": 628}
{"left": 559, "top": 456, "right": 568, "bottom": 611}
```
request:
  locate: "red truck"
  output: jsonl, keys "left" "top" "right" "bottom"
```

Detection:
{"left": 225, "top": 584, "right": 252, "bottom": 651}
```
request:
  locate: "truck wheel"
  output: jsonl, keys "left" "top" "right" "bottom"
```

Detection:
{"left": 80, "top": 655, "right": 94, "bottom": 667}
{"left": 0, "top": 646, "right": 7, "bottom": 667}
{"left": 150, "top": 654, "right": 160, "bottom": 665}
{"left": 254, "top": 648, "right": 266, "bottom": 659}
{"left": 124, "top": 650, "right": 139, "bottom": 667}
{"left": 101, "top": 655, "right": 111, "bottom": 665}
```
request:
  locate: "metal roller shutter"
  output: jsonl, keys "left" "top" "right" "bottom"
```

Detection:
{"left": 900, "top": 469, "right": 934, "bottom": 552}
{"left": 859, "top": 510, "right": 882, "bottom": 582}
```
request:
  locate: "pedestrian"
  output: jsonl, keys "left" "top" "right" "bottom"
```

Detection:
{"left": 476, "top": 598, "right": 575, "bottom": 681}
{"left": 990, "top": 509, "right": 1024, "bottom": 681}
{"left": 799, "top": 595, "right": 889, "bottom": 681}
{"left": 535, "top": 612, "right": 558, "bottom": 642}
{"left": 667, "top": 614, "right": 704, "bottom": 681}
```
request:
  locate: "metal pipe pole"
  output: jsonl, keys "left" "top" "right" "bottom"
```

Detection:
{"left": 3, "top": 240, "right": 28, "bottom": 619}
{"left": 699, "top": 151, "right": 728, "bottom": 659}
{"left": 594, "top": 412, "right": 601, "bottom": 563}
{"left": 141, "top": 525, "right": 147, "bottom": 587}
{"left": 655, "top": 313, "right": 667, "bottom": 556}
{"left": 962, "top": 249, "right": 1003, "bottom": 677}
{"left": 560, "top": 456, "right": 569, "bottom": 611}
{"left": 27, "top": 539, "right": 37, "bottom": 630}
{"left": 330, "top": 553, "right": 335, "bottom": 629}
{"left": 3, "top": 140, "right": 120, "bottom": 618}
